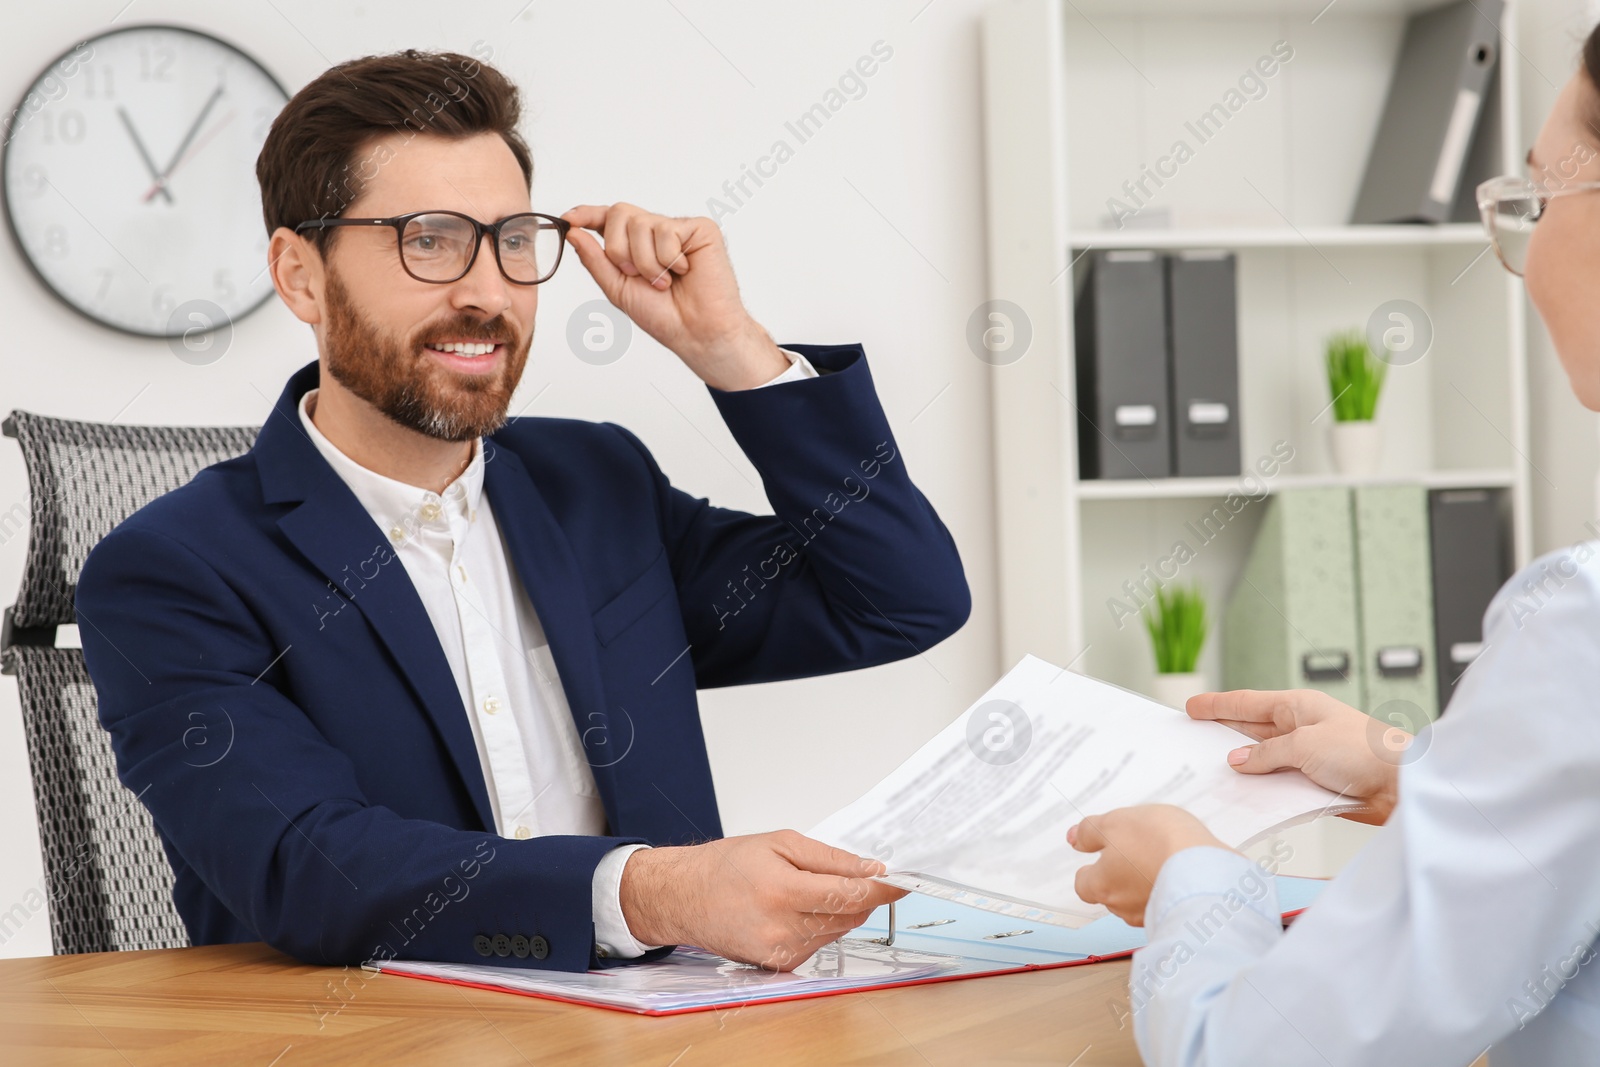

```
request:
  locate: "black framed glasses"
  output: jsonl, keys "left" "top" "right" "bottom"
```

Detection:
{"left": 294, "top": 210, "right": 571, "bottom": 285}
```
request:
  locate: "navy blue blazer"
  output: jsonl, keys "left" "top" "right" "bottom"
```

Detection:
{"left": 76, "top": 344, "right": 969, "bottom": 972}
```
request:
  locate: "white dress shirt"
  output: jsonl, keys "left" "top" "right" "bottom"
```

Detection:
{"left": 297, "top": 347, "right": 818, "bottom": 960}
{"left": 1131, "top": 541, "right": 1600, "bottom": 1065}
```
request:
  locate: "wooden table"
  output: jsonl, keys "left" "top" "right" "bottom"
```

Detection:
{"left": 0, "top": 943, "right": 1143, "bottom": 1065}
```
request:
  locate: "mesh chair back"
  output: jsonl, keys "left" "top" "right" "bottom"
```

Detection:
{"left": 2, "top": 410, "right": 258, "bottom": 953}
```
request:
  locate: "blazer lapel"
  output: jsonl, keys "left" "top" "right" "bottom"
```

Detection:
{"left": 255, "top": 364, "right": 497, "bottom": 832}
{"left": 480, "top": 438, "right": 620, "bottom": 808}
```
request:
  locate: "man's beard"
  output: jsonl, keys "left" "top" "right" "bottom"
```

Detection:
{"left": 321, "top": 266, "right": 531, "bottom": 442}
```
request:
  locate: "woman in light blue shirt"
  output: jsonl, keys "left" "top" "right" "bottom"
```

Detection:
{"left": 1068, "top": 26, "right": 1600, "bottom": 1067}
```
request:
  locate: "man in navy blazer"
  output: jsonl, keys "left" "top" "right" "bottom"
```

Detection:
{"left": 76, "top": 51, "right": 968, "bottom": 974}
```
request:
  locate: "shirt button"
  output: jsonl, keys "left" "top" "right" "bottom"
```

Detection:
{"left": 419, "top": 502, "right": 442, "bottom": 522}
{"left": 388, "top": 525, "right": 405, "bottom": 544}
{"left": 483, "top": 696, "right": 501, "bottom": 715}
{"left": 457, "top": 565, "right": 468, "bottom": 584}
{"left": 514, "top": 825, "right": 531, "bottom": 840}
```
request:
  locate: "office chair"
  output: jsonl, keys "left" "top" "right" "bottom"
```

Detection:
{"left": 1, "top": 410, "right": 257, "bottom": 954}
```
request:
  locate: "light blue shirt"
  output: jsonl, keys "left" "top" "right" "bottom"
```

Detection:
{"left": 1133, "top": 543, "right": 1600, "bottom": 1065}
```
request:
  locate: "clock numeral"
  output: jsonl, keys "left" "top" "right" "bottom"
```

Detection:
{"left": 139, "top": 44, "right": 176, "bottom": 82}
{"left": 22, "top": 165, "right": 48, "bottom": 197}
{"left": 43, "top": 226, "right": 68, "bottom": 257}
{"left": 151, "top": 284, "right": 176, "bottom": 317}
{"left": 214, "top": 269, "right": 236, "bottom": 303}
{"left": 83, "top": 65, "right": 115, "bottom": 100}
{"left": 2, "top": 82, "right": 61, "bottom": 146}
{"left": 39, "top": 110, "right": 86, "bottom": 146}
{"left": 95, "top": 269, "right": 114, "bottom": 303}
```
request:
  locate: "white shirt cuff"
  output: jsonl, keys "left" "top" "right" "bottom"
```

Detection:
{"left": 592, "top": 843, "right": 661, "bottom": 959}
{"left": 1144, "top": 845, "right": 1281, "bottom": 931}
{"left": 754, "top": 347, "right": 820, "bottom": 388}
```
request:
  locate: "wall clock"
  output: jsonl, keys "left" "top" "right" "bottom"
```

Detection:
{"left": 2, "top": 24, "right": 289, "bottom": 338}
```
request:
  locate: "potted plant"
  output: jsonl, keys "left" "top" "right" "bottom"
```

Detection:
{"left": 1324, "top": 329, "right": 1387, "bottom": 476}
{"left": 1143, "top": 583, "right": 1209, "bottom": 709}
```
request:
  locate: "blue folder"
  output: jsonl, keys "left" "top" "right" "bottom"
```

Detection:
{"left": 845, "top": 875, "right": 1329, "bottom": 972}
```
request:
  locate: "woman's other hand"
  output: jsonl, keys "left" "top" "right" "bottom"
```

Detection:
{"left": 1186, "top": 689, "right": 1404, "bottom": 825}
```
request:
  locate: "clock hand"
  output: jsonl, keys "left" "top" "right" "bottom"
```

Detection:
{"left": 116, "top": 107, "right": 175, "bottom": 205}
{"left": 142, "top": 84, "right": 225, "bottom": 203}
{"left": 142, "top": 111, "right": 236, "bottom": 204}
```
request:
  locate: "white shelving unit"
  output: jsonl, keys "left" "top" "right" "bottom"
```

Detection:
{"left": 1074, "top": 467, "right": 1517, "bottom": 501}
{"left": 1069, "top": 223, "right": 1491, "bottom": 249}
{"left": 980, "top": 0, "right": 1532, "bottom": 697}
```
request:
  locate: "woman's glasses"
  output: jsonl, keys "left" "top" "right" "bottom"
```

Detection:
{"left": 1477, "top": 168, "right": 1600, "bottom": 276}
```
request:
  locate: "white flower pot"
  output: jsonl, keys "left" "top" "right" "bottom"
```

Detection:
{"left": 1148, "top": 671, "right": 1207, "bottom": 710}
{"left": 1329, "top": 420, "right": 1382, "bottom": 478}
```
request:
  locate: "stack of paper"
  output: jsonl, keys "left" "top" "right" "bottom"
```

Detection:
{"left": 810, "top": 655, "right": 1358, "bottom": 927}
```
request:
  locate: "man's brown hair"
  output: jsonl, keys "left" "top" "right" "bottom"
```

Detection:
{"left": 255, "top": 49, "right": 532, "bottom": 252}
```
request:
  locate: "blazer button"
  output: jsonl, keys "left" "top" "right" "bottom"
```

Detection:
{"left": 492, "top": 933, "right": 512, "bottom": 957}
{"left": 511, "top": 935, "right": 530, "bottom": 958}
{"left": 472, "top": 934, "right": 493, "bottom": 957}
{"left": 530, "top": 935, "right": 549, "bottom": 960}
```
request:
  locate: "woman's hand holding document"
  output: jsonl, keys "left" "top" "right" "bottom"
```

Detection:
{"left": 809, "top": 655, "right": 1365, "bottom": 929}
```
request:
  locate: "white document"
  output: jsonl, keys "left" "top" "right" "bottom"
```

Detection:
{"left": 809, "top": 655, "right": 1360, "bottom": 928}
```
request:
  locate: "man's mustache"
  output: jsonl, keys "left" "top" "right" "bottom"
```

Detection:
{"left": 416, "top": 316, "right": 520, "bottom": 348}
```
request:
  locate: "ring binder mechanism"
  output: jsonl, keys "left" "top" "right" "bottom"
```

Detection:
{"left": 853, "top": 900, "right": 896, "bottom": 947}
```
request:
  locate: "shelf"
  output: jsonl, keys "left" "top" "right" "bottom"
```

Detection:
{"left": 1068, "top": 224, "right": 1489, "bottom": 252}
{"left": 980, "top": 0, "right": 1531, "bottom": 681}
{"left": 1075, "top": 469, "right": 1516, "bottom": 501}
{"left": 1063, "top": 0, "right": 1452, "bottom": 14}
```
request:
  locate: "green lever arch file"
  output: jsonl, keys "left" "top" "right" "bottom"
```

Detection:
{"left": 1353, "top": 485, "right": 1440, "bottom": 723}
{"left": 1223, "top": 488, "right": 1364, "bottom": 708}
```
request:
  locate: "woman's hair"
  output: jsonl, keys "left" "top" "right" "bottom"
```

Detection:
{"left": 254, "top": 49, "right": 532, "bottom": 252}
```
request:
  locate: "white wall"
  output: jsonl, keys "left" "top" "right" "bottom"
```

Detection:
{"left": 1522, "top": 0, "right": 1600, "bottom": 549}
{"left": 0, "top": 0, "right": 1001, "bottom": 958}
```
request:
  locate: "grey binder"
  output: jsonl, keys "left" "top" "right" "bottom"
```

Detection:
{"left": 1350, "top": 0, "right": 1504, "bottom": 225}
{"left": 1448, "top": 35, "right": 1503, "bottom": 223}
{"left": 1166, "top": 251, "right": 1241, "bottom": 476}
{"left": 1428, "top": 488, "right": 1511, "bottom": 712}
{"left": 1075, "top": 250, "right": 1171, "bottom": 480}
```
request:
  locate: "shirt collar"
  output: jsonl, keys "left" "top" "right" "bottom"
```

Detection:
{"left": 297, "top": 388, "right": 485, "bottom": 538}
